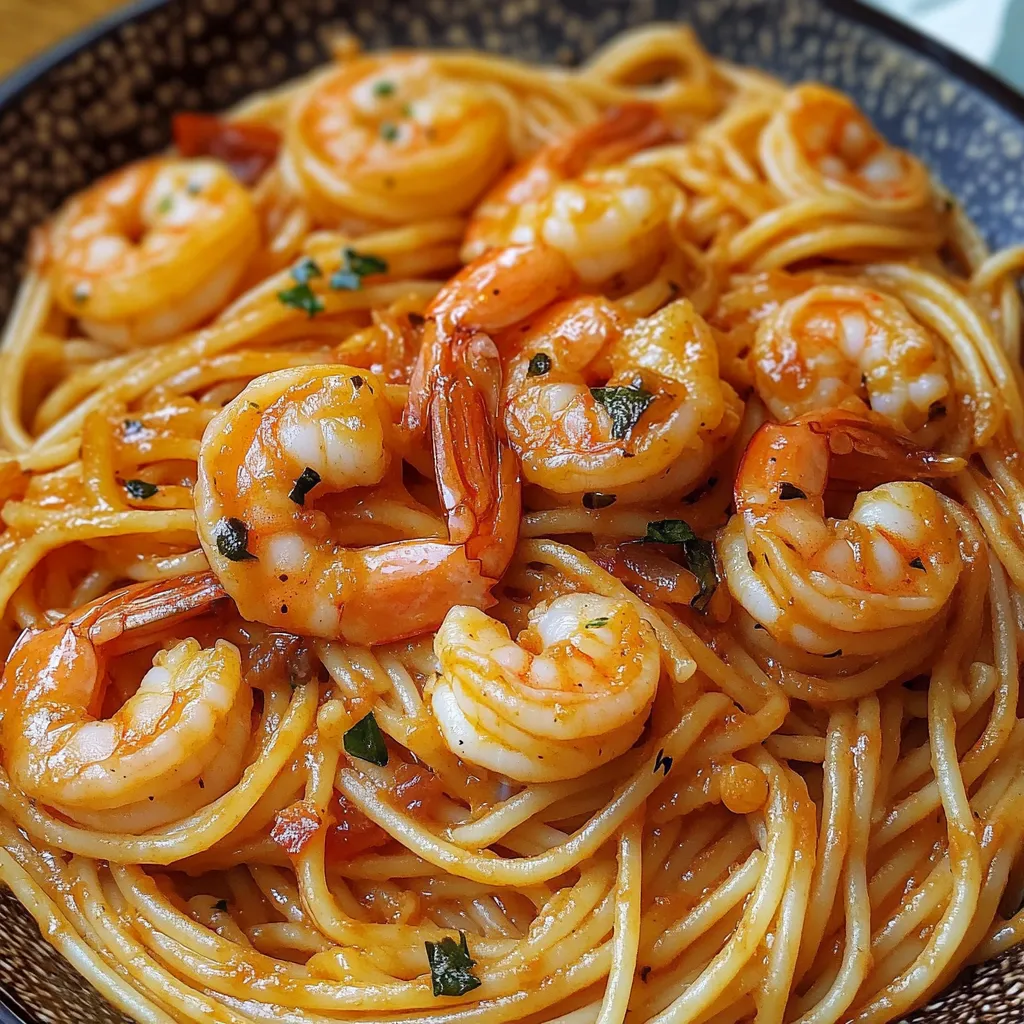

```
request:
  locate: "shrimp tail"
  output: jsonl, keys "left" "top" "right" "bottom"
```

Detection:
{"left": 82, "top": 571, "right": 227, "bottom": 645}
{"left": 404, "top": 245, "right": 577, "bottom": 436}
{"left": 801, "top": 410, "right": 965, "bottom": 483}
{"left": 430, "top": 330, "right": 521, "bottom": 578}
{"left": 561, "top": 102, "right": 675, "bottom": 173}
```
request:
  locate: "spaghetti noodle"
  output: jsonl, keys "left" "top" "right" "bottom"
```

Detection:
{"left": 1, "top": 24, "right": 1023, "bottom": 1024}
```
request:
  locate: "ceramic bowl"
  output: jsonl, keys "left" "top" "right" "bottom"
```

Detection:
{"left": 1, "top": 0, "right": 1023, "bottom": 1020}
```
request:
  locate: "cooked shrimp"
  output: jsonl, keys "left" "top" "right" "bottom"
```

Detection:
{"left": 195, "top": 364, "right": 516, "bottom": 644}
{"left": 284, "top": 55, "right": 510, "bottom": 225}
{"left": 0, "top": 572, "right": 252, "bottom": 827}
{"left": 760, "top": 84, "right": 932, "bottom": 212}
{"left": 44, "top": 158, "right": 259, "bottom": 345}
{"left": 430, "top": 594, "right": 660, "bottom": 782}
{"left": 503, "top": 295, "right": 742, "bottom": 501}
{"left": 405, "top": 243, "right": 579, "bottom": 436}
{"left": 718, "top": 410, "right": 964, "bottom": 655}
{"left": 753, "top": 283, "right": 950, "bottom": 433}
{"left": 463, "top": 104, "right": 680, "bottom": 288}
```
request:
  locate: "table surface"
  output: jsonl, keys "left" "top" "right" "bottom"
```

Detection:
{"left": 1, "top": 0, "right": 1022, "bottom": 87}
{"left": 0, "top": 0, "right": 123, "bottom": 75}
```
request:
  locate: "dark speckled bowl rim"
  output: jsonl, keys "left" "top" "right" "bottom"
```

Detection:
{"left": 0, "top": 0, "right": 1022, "bottom": 123}
{"left": 0, "top": 1, "right": 1022, "bottom": 1023}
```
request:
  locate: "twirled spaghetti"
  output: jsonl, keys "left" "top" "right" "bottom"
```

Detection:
{"left": 1, "top": 23, "right": 1024, "bottom": 1024}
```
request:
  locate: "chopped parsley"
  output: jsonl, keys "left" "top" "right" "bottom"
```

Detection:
{"left": 288, "top": 467, "right": 322, "bottom": 506}
{"left": 778, "top": 482, "right": 807, "bottom": 500}
{"left": 583, "top": 492, "right": 616, "bottom": 510}
{"left": 156, "top": 194, "right": 174, "bottom": 215}
{"left": 214, "top": 517, "right": 257, "bottom": 561}
{"left": 278, "top": 257, "right": 324, "bottom": 318}
{"left": 343, "top": 712, "right": 389, "bottom": 767}
{"left": 425, "top": 932, "right": 481, "bottom": 998}
{"left": 645, "top": 519, "right": 697, "bottom": 545}
{"left": 527, "top": 352, "right": 552, "bottom": 377}
{"left": 644, "top": 519, "right": 718, "bottom": 612}
{"left": 124, "top": 479, "right": 159, "bottom": 499}
{"left": 330, "top": 247, "right": 389, "bottom": 291}
{"left": 372, "top": 80, "right": 396, "bottom": 97}
{"left": 585, "top": 617, "right": 610, "bottom": 629}
{"left": 290, "top": 256, "right": 322, "bottom": 285}
{"left": 590, "top": 381, "right": 655, "bottom": 440}
{"left": 379, "top": 121, "right": 399, "bottom": 142}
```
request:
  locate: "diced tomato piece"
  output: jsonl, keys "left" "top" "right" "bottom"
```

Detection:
{"left": 391, "top": 761, "right": 445, "bottom": 821}
{"left": 270, "top": 801, "right": 322, "bottom": 855}
{"left": 324, "top": 793, "right": 390, "bottom": 862}
{"left": 172, "top": 112, "right": 280, "bottom": 185}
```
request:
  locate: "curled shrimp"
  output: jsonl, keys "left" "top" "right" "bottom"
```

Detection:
{"left": 503, "top": 295, "right": 742, "bottom": 501}
{"left": 752, "top": 282, "right": 950, "bottom": 433}
{"left": 429, "top": 594, "right": 660, "bottom": 782}
{"left": 463, "top": 104, "right": 680, "bottom": 288}
{"left": 0, "top": 572, "right": 252, "bottom": 829}
{"left": 760, "top": 84, "right": 932, "bottom": 213}
{"left": 43, "top": 158, "right": 259, "bottom": 345}
{"left": 284, "top": 55, "right": 510, "bottom": 225}
{"left": 718, "top": 410, "right": 964, "bottom": 655}
{"left": 195, "top": 364, "right": 515, "bottom": 644}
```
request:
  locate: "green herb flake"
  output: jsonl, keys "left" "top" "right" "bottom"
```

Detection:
{"left": 156, "top": 194, "right": 174, "bottom": 215}
{"left": 124, "top": 479, "right": 159, "bottom": 500}
{"left": 186, "top": 180, "right": 203, "bottom": 196}
{"left": 645, "top": 519, "right": 697, "bottom": 545}
{"left": 425, "top": 931, "right": 481, "bottom": 998}
{"left": 290, "top": 256, "right": 323, "bottom": 285}
{"left": 778, "top": 482, "right": 807, "bottom": 501}
{"left": 527, "top": 352, "right": 552, "bottom": 377}
{"left": 644, "top": 519, "right": 718, "bottom": 612}
{"left": 379, "top": 121, "right": 400, "bottom": 142}
{"left": 583, "top": 492, "right": 616, "bottom": 510}
{"left": 330, "top": 247, "right": 389, "bottom": 291}
{"left": 585, "top": 617, "right": 610, "bottom": 629}
{"left": 214, "top": 517, "right": 257, "bottom": 562}
{"left": 372, "top": 79, "right": 396, "bottom": 98}
{"left": 590, "top": 381, "right": 655, "bottom": 440}
{"left": 343, "top": 711, "right": 389, "bottom": 767}
{"left": 277, "top": 257, "right": 326, "bottom": 316}
{"left": 277, "top": 282, "right": 324, "bottom": 318}
{"left": 288, "top": 466, "right": 322, "bottom": 506}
